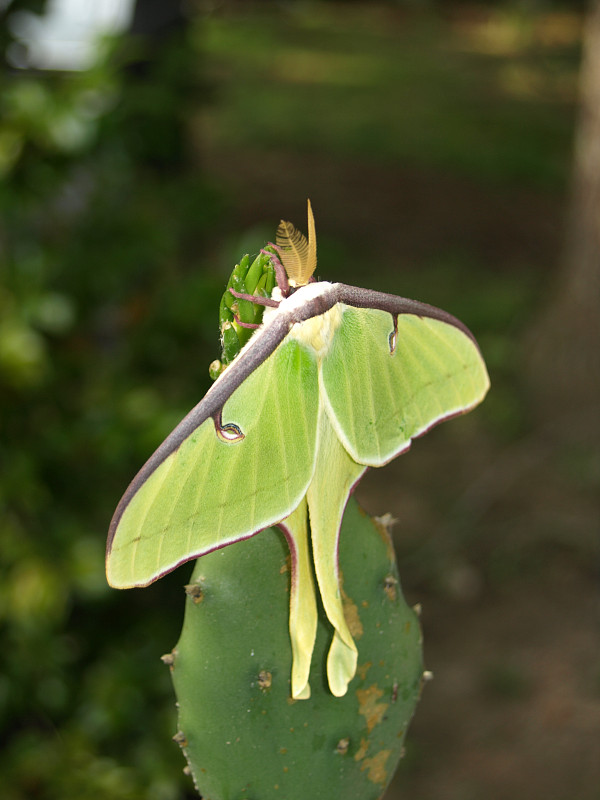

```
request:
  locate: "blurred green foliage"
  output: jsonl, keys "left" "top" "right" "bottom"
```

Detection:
{"left": 0, "top": 10, "right": 221, "bottom": 799}
{"left": 203, "top": 3, "right": 580, "bottom": 188}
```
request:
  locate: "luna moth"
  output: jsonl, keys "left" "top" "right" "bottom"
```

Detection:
{"left": 107, "top": 199, "right": 490, "bottom": 700}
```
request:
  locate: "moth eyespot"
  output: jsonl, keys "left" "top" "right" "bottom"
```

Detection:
{"left": 212, "top": 411, "right": 245, "bottom": 442}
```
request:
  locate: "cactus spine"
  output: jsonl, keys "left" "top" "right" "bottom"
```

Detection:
{"left": 168, "top": 498, "right": 424, "bottom": 800}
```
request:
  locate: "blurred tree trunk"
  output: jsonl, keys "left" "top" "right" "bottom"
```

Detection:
{"left": 528, "top": 0, "right": 600, "bottom": 444}
{"left": 121, "top": 0, "right": 194, "bottom": 171}
{"left": 129, "top": 0, "right": 188, "bottom": 39}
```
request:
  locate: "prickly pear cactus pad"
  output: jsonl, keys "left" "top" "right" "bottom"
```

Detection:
{"left": 169, "top": 498, "right": 424, "bottom": 800}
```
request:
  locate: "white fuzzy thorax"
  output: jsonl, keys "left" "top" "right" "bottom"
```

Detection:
{"left": 211, "top": 281, "right": 343, "bottom": 394}
{"left": 264, "top": 281, "right": 343, "bottom": 359}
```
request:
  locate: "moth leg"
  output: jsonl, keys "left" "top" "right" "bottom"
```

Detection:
{"left": 261, "top": 245, "right": 290, "bottom": 297}
{"left": 232, "top": 314, "right": 261, "bottom": 330}
{"left": 228, "top": 287, "right": 280, "bottom": 308}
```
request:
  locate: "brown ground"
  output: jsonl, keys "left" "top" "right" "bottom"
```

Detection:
{"left": 205, "top": 149, "right": 600, "bottom": 800}
{"left": 393, "top": 562, "right": 600, "bottom": 800}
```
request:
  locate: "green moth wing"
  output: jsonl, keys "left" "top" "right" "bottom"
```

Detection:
{"left": 321, "top": 305, "right": 489, "bottom": 466}
{"left": 107, "top": 337, "right": 319, "bottom": 589}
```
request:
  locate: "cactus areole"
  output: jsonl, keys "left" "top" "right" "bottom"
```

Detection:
{"left": 106, "top": 200, "right": 489, "bottom": 703}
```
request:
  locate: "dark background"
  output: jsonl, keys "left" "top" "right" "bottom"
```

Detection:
{"left": 1, "top": 1, "right": 598, "bottom": 798}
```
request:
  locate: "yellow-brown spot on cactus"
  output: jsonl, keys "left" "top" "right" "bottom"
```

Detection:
{"left": 356, "top": 684, "right": 388, "bottom": 733}
{"left": 342, "top": 586, "right": 363, "bottom": 639}
{"left": 361, "top": 749, "right": 392, "bottom": 785}
{"left": 184, "top": 583, "right": 204, "bottom": 604}
{"left": 353, "top": 738, "right": 369, "bottom": 761}
{"left": 357, "top": 661, "right": 372, "bottom": 681}
{"left": 373, "top": 513, "right": 396, "bottom": 559}
{"left": 280, "top": 555, "right": 290, "bottom": 575}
